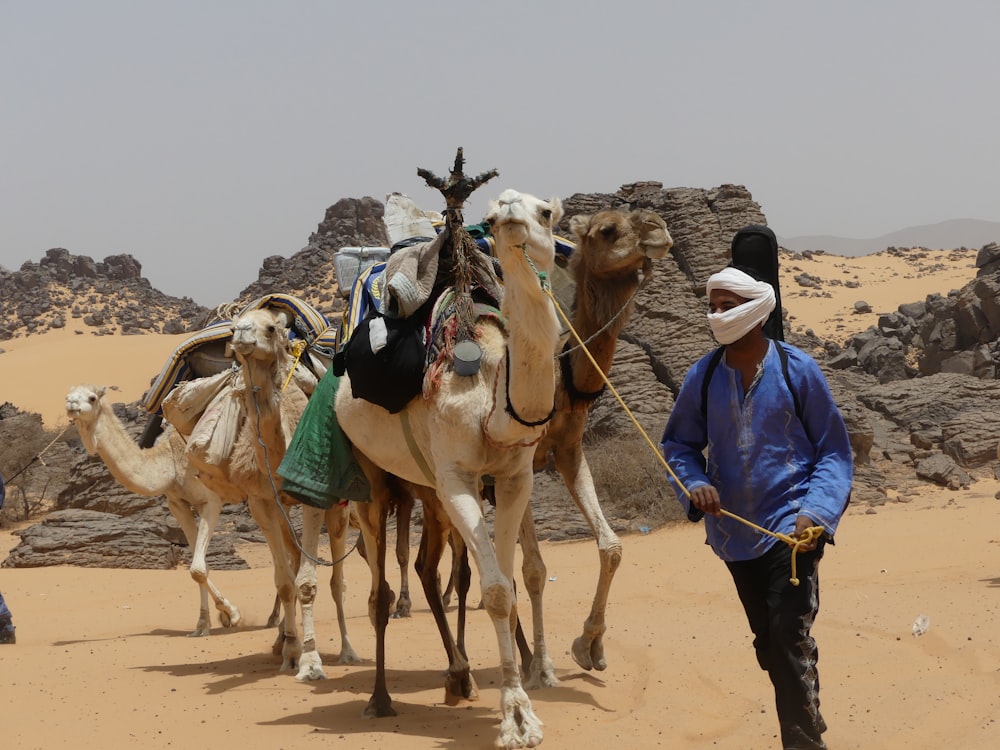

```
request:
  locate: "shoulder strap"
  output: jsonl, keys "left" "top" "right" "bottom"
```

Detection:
{"left": 699, "top": 346, "right": 726, "bottom": 419}
{"left": 774, "top": 341, "right": 803, "bottom": 422}
{"left": 699, "top": 342, "right": 803, "bottom": 421}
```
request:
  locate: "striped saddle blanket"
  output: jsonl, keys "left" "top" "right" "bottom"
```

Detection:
{"left": 142, "top": 293, "right": 337, "bottom": 414}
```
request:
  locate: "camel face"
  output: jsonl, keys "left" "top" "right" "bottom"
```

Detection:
{"left": 632, "top": 209, "right": 673, "bottom": 258}
{"left": 570, "top": 209, "right": 673, "bottom": 277}
{"left": 65, "top": 384, "right": 106, "bottom": 425}
{"left": 230, "top": 308, "right": 292, "bottom": 365}
{"left": 485, "top": 189, "right": 563, "bottom": 274}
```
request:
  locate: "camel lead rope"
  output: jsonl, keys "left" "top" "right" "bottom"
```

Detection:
{"left": 544, "top": 286, "right": 822, "bottom": 586}
{"left": 280, "top": 340, "right": 308, "bottom": 393}
{"left": 3, "top": 425, "right": 70, "bottom": 481}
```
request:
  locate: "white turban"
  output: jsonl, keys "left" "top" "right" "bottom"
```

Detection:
{"left": 705, "top": 267, "right": 776, "bottom": 345}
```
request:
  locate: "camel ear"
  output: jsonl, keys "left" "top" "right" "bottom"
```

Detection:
{"left": 549, "top": 197, "right": 564, "bottom": 225}
{"left": 275, "top": 310, "right": 294, "bottom": 331}
{"left": 569, "top": 213, "right": 592, "bottom": 241}
{"left": 97, "top": 385, "right": 107, "bottom": 398}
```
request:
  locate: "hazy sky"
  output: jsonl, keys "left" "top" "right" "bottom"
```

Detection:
{"left": 2, "top": 1, "right": 998, "bottom": 306}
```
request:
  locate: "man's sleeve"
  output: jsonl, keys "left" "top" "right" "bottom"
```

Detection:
{"left": 660, "top": 363, "right": 712, "bottom": 520}
{"left": 794, "top": 355, "right": 854, "bottom": 536}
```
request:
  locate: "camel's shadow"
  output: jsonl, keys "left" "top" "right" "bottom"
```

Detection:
{"left": 258, "top": 667, "right": 613, "bottom": 746}
{"left": 258, "top": 697, "right": 499, "bottom": 747}
{"left": 51, "top": 624, "right": 271, "bottom": 648}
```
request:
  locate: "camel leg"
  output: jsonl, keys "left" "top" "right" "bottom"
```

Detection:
{"left": 392, "top": 493, "right": 414, "bottom": 618}
{"left": 352, "top": 460, "right": 396, "bottom": 719}
{"left": 412, "top": 487, "right": 477, "bottom": 703}
{"left": 556, "top": 446, "right": 621, "bottom": 672}
{"left": 246, "top": 494, "right": 302, "bottom": 672}
{"left": 326, "top": 502, "right": 362, "bottom": 664}
{"left": 452, "top": 532, "right": 471, "bottom": 660}
{"left": 516, "top": 504, "right": 558, "bottom": 688}
{"left": 439, "top": 466, "right": 542, "bottom": 749}
{"left": 294, "top": 505, "right": 327, "bottom": 681}
{"left": 441, "top": 528, "right": 467, "bottom": 608}
{"left": 166, "top": 495, "right": 241, "bottom": 636}
{"left": 266, "top": 594, "right": 281, "bottom": 628}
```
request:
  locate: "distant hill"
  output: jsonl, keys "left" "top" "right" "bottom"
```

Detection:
{"left": 779, "top": 218, "right": 1000, "bottom": 257}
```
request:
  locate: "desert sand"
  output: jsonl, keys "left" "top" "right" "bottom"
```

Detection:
{"left": 1, "top": 247, "right": 998, "bottom": 749}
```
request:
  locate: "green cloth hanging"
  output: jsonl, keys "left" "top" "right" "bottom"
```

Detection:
{"left": 278, "top": 369, "right": 370, "bottom": 508}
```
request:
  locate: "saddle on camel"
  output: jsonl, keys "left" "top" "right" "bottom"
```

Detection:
{"left": 276, "top": 191, "right": 576, "bottom": 510}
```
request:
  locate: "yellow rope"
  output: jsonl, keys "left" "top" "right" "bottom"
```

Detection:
{"left": 281, "top": 340, "right": 308, "bottom": 393}
{"left": 35, "top": 425, "right": 70, "bottom": 467}
{"left": 544, "top": 287, "right": 822, "bottom": 586}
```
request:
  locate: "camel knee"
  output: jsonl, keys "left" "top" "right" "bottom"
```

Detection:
{"left": 276, "top": 583, "right": 296, "bottom": 606}
{"left": 521, "top": 559, "right": 547, "bottom": 595}
{"left": 481, "top": 582, "right": 513, "bottom": 620}
{"left": 297, "top": 581, "right": 318, "bottom": 604}
{"left": 602, "top": 541, "right": 623, "bottom": 574}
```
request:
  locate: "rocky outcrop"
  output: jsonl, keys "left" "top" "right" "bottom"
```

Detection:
{"left": 825, "top": 246, "right": 1000, "bottom": 382}
{"left": 0, "top": 248, "right": 208, "bottom": 340}
{"left": 237, "top": 195, "right": 389, "bottom": 319}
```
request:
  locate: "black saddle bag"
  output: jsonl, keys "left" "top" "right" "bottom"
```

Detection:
{"left": 333, "top": 309, "right": 426, "bottom": 414}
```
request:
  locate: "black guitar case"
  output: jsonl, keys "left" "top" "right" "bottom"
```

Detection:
{"left": 730, "top": 224, "right": 784, "bottom": 341}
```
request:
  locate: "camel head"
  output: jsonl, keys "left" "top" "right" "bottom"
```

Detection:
{"left": 485, "top": 190, "right": 563, "bottom": 284}
{"left": 229, "top": 307, "right": 294, "bottom": 367}
{"left": 568, "top": 209, "right": 673, "bottom": 279}
{"left": 65, "top": 385, "right": 108, "bottom": 447}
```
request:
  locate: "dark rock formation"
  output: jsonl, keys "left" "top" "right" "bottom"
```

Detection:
{"left": 0, "top": 247, "right": 209, "bottom": 340}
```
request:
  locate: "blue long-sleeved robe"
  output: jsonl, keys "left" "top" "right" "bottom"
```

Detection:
{"left": 660, "top": 341, "right": 853, "bottom": 562}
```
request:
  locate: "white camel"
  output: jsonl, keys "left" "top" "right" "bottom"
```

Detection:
{"left": 403, "top": 207, "right": 673, "bottom": 689}
{"left": 336, "top": 188, "right": 562, "bottom": 749}
{"left": 64, "top": 385, "right": 243, "bottom": 637}
{"left": 228, "top": 305, "right": 361, "bottom": 679}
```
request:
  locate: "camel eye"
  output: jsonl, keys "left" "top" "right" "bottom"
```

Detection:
{"left": 599, "top": 224, "right": 617, "bottom": 238}
{"left": 540, "top": 209, "right": 552, "bottom": 221}
{"left": 88, "top": 395, "right": 97, "bottom": 404}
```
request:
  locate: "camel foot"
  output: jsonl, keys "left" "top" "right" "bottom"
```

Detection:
{"left": 443, "top": 669, "right": 479, "bottom": 704}
{"left": 571, "top": 634, "right": 607, "bottom": 672}
{"left": 337, "top": 645, "right": 364, "bottom": 665}
{"left": 296, "top": 651, "right": 327, "bottom": 682}
{"left": 392, "top": 594, "right": 412, "bottom": 619}
{"left": 497, "top": 687, "right": 543, "bottom": 749}
{"left": 189, "top": 615, "right": 211, "bottom": 637}
{"left": 362, "top": 693, "right": 397, "bottom": 718}
{"left": 522, "top": 657, "right": 559, "bottom": 690}
{"left": 279, "top": 637, "right": 303, "bottom": 673}
{"left": 217, "top": 604, "right": 242, "bottom": 628}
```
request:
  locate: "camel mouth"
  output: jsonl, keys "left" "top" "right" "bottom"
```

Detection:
{"left": 643, "top": 241, "right": 672, "bottom": 259}
{"left": 230, "top": 340, "right": 257, "bottom": 358}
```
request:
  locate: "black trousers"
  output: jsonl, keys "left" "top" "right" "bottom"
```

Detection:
{"left": 725, "top": 539, "right": 827, "bottom": 750}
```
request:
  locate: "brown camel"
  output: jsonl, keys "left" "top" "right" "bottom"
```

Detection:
{"left": 227, "top": 306, "right": 362, "bottom": 679}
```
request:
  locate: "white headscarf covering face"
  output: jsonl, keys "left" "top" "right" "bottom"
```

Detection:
{"left": 705, "top": 267, "right": 776, "bottom": 345}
